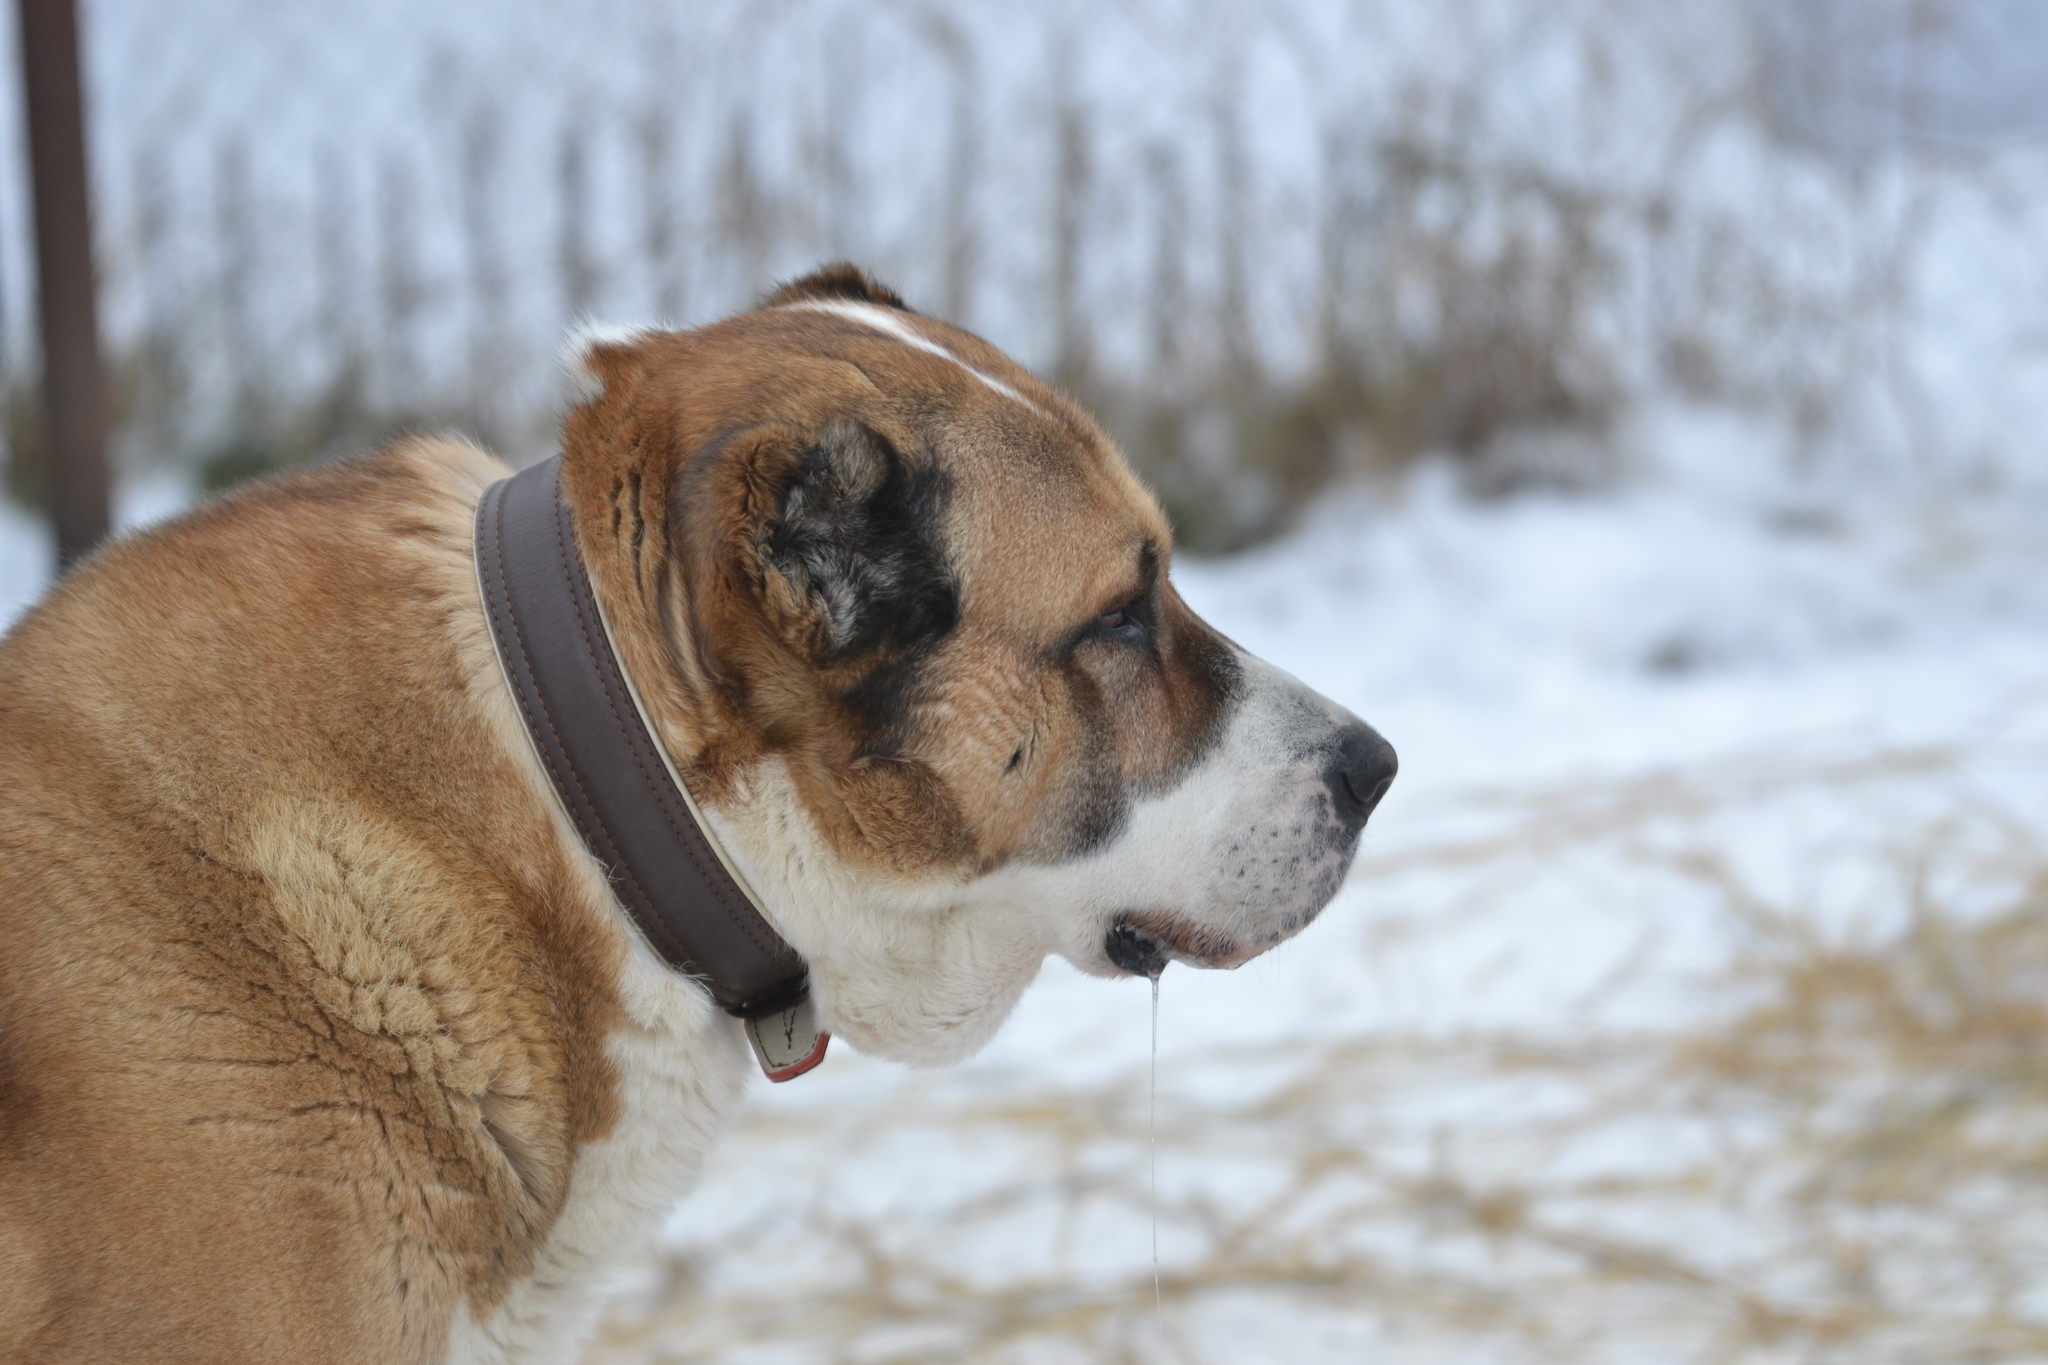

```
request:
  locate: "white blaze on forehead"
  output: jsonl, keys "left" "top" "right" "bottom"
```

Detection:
{"left": 782, "top": 298, "right": 1046, "bottom": 417}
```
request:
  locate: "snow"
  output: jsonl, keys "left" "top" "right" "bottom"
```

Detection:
{"left": 2, "top": 0, "right": 2045, "bottom": 1351}
{"left": 592, "top": 403, "right": 2048, "bottom": 1362}
{"left": 5, "top": 401, "right": 2046, "bottom": 1361}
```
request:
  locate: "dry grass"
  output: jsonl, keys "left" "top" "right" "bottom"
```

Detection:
{"left": 587, "top": 741, "right": 2048, "bottom": 1364}
{"left": 16, "top": 1, "right": 2012, "bottom": 548}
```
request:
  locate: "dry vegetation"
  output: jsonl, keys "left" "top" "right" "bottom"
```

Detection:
{"left": 6, "top": 0, "right": 2030, "bottom": 548}
{"left": 2, "top": 2, "right": 2041, "bottom": 1356}
{"left": 584, "top": 739, "right": 2048, "bottom": 1364}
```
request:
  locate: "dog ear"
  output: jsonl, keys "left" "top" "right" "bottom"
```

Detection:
{"left": 762, "top": 263, "right": 912, "bottom": 312}
{"left": 561, "top": 322, "right": 656, "bottom": 406}
{"left": 759, "top": 420, "right": 956, "bottom": 666}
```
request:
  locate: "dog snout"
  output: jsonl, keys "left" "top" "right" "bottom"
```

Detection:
{"left": 1323, "top": 722, "right": 1397, "bottom": 835}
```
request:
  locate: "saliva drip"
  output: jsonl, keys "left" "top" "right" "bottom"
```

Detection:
{"left": 1150, "top": 971, "right": 1162, "bottom": 1326}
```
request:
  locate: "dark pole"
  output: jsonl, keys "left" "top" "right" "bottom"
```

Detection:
{"left": 18, "top": 0, "right": 109, "bottom": 570}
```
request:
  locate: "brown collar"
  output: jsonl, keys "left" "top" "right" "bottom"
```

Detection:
{"left": 475, "top": 456, "right": 828, "bottom": 1081}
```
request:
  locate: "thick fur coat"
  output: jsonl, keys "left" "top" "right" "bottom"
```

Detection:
{"left": 0, "top": 267, "right": 1392, "bottom": 1363}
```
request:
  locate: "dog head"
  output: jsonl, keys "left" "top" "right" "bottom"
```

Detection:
{"left": 558, "top": 265, "right": 1395, "bottom": 1064}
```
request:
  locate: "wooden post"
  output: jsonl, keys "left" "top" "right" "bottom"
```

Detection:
{"left": 18, "top": 0, "right": 109, "bottom": 570}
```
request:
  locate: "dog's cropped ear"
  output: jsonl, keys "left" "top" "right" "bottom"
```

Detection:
{"left": 757, "top": 420, "right": 956, "bottom": 666}
{"left": 561, "top": 322, "right": 657, "bottom": 407}
{"left": 762, "top": 263, "right": 912, "bottom": 312}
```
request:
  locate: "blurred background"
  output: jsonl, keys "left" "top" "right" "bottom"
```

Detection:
{"left": 5, "top": 1, "right": 2048, "bottom": 1360}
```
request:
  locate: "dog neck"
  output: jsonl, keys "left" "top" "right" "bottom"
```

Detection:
{"left": 474, "top": 455, "right": 828, "bottom": 1081}
{"left": 687, "top": 756, "right": 1058, "bottom": 1066}
{"left": 538, "top": 448, "right": 1062, "bottom": 1068}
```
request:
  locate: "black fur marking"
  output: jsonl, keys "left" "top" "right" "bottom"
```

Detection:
{"left": 765, "top": 421, "right": 957, "bottom": 748}
{"left": 1045, "top": 587, "right": 1246, "bottom": 862}
{"left": 1170, "top": 606, "right": 1246, "bottom": 771}
{"left": 762, "top": 262, "right": 913, "bottom": 313}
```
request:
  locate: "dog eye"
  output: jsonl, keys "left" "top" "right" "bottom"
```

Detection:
{"left": 1092, "top": 605, "right": 1148, "bottom": 642}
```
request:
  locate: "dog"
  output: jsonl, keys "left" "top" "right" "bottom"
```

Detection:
{"left": 0, "top": 265, "right": 1394, "bottom": 1363}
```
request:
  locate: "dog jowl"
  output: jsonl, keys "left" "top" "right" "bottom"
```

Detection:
{"left": 0, "top": 261, "right": 1393, "bottom": 1364}
{"left": 608, "top": 265, "right": 1398, "bottom": 1063}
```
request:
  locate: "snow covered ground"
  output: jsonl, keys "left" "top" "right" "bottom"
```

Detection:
{"left": 584, "top": 405, "right": 2048, "bottom": 1363}
{"left": 5, "top": 400, "right": 2046, "bottom": 1362}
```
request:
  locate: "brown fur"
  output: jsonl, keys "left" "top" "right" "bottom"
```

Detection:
{"left": 0, "top": 444, "right": 624, "bottom": 1361}
{"left": 0, "top": 266, "right": 1234, "bottom": 1360}
{"left": 566, "top": 292, "right": 1235, "bottom": 875}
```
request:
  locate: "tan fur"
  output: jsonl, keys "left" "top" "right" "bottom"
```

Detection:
{"left": 0, "top": 442, "right": 627, "bottom": 1361}
{"left": 0, "top": 270, "right": 1322, "bottom": 1362}
{"left": 562, "top": 301, "right": 1228, "bottom": 880}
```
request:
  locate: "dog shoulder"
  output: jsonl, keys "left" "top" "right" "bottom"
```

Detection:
{"left": 0, "top": 436, "right": 667, "bottom": 1360}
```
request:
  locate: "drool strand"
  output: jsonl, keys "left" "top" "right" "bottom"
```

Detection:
{"left": 1151, "top": 971, "right": 1162, "bottom": 1325}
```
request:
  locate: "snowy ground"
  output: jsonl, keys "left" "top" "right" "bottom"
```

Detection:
{"left": 6, "top": 403, "right": 2046, "bottom": 1362}
{"left": 586, "top": 406, "right": 2048, "bottom": 1363}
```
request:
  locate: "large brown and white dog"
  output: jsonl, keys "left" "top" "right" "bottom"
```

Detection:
{"left": 0, "top": 266, "right": 1393, "bottom": 1363}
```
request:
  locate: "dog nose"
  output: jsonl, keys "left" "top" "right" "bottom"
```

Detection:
{"left": 1324, "top": 722, "right": 1397, "bottom": 834}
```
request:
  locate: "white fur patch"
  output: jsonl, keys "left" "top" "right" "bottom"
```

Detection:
{"left": 695, "top": 760, "right": 1055, "bottom": 1067}
{"left": 781, "top": 298, "right": 1047, "bottom": 417}
{"left": 457, "top": 499, "right": 755, "bottom": 1363}
{"left": 560, "top": 321, "right": 659, "bottom": 405}
{"left": 690, "top": 650, "right": 1363, "bottom": 1069}
{"left": 447, "top": 395, "right": 1367, "bottom": 1357}
{"left": 446, "top": 924, "right": 752, "bottom": 1365}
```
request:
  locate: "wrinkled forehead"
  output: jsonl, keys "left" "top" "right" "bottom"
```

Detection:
{"left": 747, "top": 300, "right": 1173, "bottom": 637}
{"left": 951, "top": 433, "right": 1169, "bottom": 644}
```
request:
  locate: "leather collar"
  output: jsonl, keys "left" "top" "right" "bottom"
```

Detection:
{"left": 474, "top": 456, "right": 828, "bottom": 1081}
